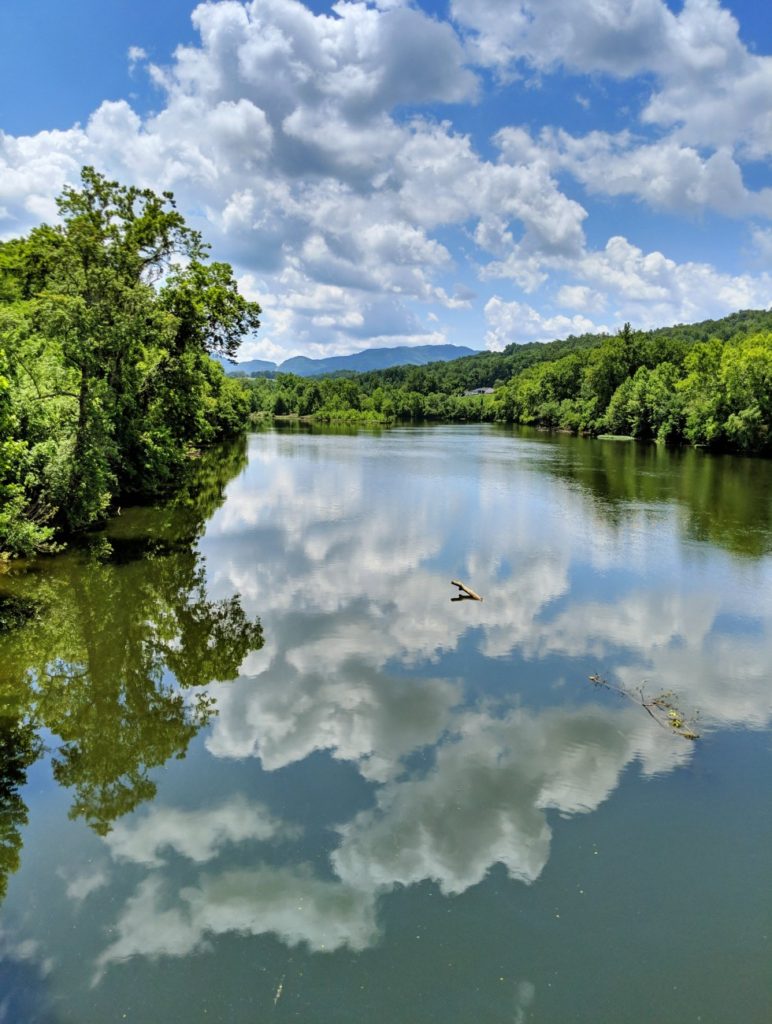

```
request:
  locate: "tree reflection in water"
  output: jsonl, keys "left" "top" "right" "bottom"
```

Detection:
{"left": 500, "top": 426, "right": 772, "bottom": 557}
{"left": 0, "top": 437, "right": 263, "bottom": 896}
{"left": 0, "top": 716, "right": 41, "bottom": 901}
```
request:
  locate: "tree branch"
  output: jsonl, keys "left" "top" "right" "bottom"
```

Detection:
{"left": 30, "top": 390, "right": 79, "bottom": 401}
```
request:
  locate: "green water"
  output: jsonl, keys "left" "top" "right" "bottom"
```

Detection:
{"left": 1, "top": 425, "right": 770, "bottom": 1023}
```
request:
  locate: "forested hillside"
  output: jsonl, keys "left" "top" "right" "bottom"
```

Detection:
{"left": 358, "top": 332, "right": 607, "bottom": 393}
{"left": 493, "top": 321, "right": 770, "bottom": 450}
{"left": 245, "top": 314, "right": 771, "bottom": 454}
{"left": 0, "top": 169, "right": 260, "bottom": 557}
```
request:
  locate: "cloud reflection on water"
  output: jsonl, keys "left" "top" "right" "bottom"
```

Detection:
{"left": 205, "top": 431, "right": 772, "bottom": 752}
{"left": 105, "top": 796, "right": 301, "bottom": 867}
{"left": 95, "top": 700, "right": 688, "bottom": 974}
{"left": 94, "top": 429, "right": 772, "bottom": 973}
{"left": 94, "top": 867, "right": 379, "bottom": 981}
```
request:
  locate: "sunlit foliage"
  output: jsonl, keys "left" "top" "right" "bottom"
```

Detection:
{"left": 0, "top": 168, "right": 260, "bottom": 556}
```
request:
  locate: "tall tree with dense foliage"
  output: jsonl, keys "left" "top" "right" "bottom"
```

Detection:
{"left": 0, "top": 168, "right": 261, "bottom": 555}
{"left": 680, "top": 334, "right": 771, "bottom": 453}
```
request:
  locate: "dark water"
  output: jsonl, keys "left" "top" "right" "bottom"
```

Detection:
{"left": 1, "top": 425, "right": 770, "bottom": 1024}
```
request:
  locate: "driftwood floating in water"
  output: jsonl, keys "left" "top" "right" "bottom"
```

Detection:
{"left": 451, "top": 579, "right": 483, "bottom": 602}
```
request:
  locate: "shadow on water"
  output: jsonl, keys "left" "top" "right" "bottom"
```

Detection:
{"left": 497, "top": 425, "right": 772, "bottom": 557}
{"left": 0, "top": 437, "right": 264, "bottom": 900}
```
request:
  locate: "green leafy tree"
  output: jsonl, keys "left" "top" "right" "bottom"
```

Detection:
{"left": 0, "top": 167, "right": 261, "bottom": 553}
{"left": 603, "top": 362, "right": 684, "bottom": 441}
{"left": 679, "top": 338, "right": 725, "bottom": 447}
{"left": 579, "top": 331, "right": 637, "bottom": 428}
{"left": 718, "top": 334, "right": 771, "bottom": 453}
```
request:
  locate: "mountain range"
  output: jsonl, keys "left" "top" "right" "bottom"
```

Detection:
{"left": 219, "top": 344, "right": 477, "bottom": 377}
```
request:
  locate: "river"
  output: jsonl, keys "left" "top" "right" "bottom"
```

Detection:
{"left": 1, "top": 424, "right": 770, "bottom": 1023}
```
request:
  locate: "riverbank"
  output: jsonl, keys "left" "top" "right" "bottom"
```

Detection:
{"left": 240, "top": 320, "right": 771, "bottom": 456}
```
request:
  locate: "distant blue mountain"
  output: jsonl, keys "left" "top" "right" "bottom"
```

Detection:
{"left": 217, "top": 357, "right": 277, "bottom": 375}
{"left": 217, "top": 343, "right": 477, "bottom": 377}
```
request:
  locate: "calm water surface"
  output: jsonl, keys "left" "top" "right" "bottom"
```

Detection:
{"left": 1, "top": 425, "right": 770, "bottom": 1023}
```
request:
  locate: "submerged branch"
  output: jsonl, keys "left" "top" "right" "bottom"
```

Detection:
{"left": 588, "top": 674, "right": 700, "bottom": 740}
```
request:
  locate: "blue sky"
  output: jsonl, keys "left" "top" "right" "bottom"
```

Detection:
{"left": 2, "top": 0, "right": 772, "bottom": 361}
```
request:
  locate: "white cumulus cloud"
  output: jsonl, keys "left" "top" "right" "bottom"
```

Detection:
{"left": 2, "top": 0, "right": 772, "bottom": 358}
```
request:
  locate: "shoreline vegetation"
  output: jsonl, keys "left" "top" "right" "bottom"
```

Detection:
{"left": 0, "top": 169, "right": 260, "bottom": 560}
{"left": 242, "top": 313, "right": 771, "bottom": 457}
{"left": 1, "top": 168, "right": 769, "bottom": 559}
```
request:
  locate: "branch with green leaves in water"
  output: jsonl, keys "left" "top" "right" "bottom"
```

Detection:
{"left": 588, "top": 674, "right": 700, "bottom": 740}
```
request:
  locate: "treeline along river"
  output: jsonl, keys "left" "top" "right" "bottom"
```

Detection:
{"left": 0, "top": 424, "right": 770, "bottom": 1023}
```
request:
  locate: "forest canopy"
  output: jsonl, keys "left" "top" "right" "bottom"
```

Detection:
{"left": 0, "top": 168, "right": 261, "bottom": 557}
